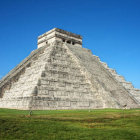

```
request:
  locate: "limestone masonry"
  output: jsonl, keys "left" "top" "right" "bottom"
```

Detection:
{"left": 0, "top": 28, "right": 140, "bottom": 110}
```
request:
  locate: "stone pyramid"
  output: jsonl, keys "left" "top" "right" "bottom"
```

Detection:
{"left": 0, "top": 28, "right": 139, "bottom": 110}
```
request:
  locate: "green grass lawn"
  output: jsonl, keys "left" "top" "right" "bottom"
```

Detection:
{"left": 0, "top": 108, "right": 140, "bottom": 140}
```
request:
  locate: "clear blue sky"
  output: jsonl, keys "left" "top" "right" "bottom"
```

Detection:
{"left": 0, "top": 0, "right": 140, "bottom": 88}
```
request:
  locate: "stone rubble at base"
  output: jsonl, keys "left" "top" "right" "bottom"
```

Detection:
{"left": 0, "top": 28, "right": 139, "bottom": 110}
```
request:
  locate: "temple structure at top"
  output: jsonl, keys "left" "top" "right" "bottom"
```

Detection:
{"left": 37, "top": 28, "right": 82, "bottom": 48}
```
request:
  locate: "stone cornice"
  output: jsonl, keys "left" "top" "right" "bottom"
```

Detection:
{"left": 38, "top": 34, "right": 82, "bottom": 45}
{"left": 38, "top": 28, "right": 82, "bottom": 40}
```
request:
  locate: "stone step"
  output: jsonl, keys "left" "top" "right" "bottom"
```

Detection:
{"left": 127, "top": 89, "right": 140, "bottom": 104}
{"left": 120, "top": 82, "right": 134, "bottom": 89}
{"left": 114, "top": 75, "right": 126, "bottom": 83}
{"left": 128, "top": 89, "right": 140, "bottom": 94}
{"left": 100, "top": 62, "right": 108, "bottom": 68}
{"left": 100, "top": 61, "right": 135, "bottom": 91}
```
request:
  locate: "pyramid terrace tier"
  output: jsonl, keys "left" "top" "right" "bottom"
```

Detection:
{"left": 38, "top": 28, "right": 82, "bottom": 48}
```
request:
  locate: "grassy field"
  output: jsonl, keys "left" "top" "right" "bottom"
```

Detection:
{"left": 0, "top": 109, "right": 140, "bottom": 140}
